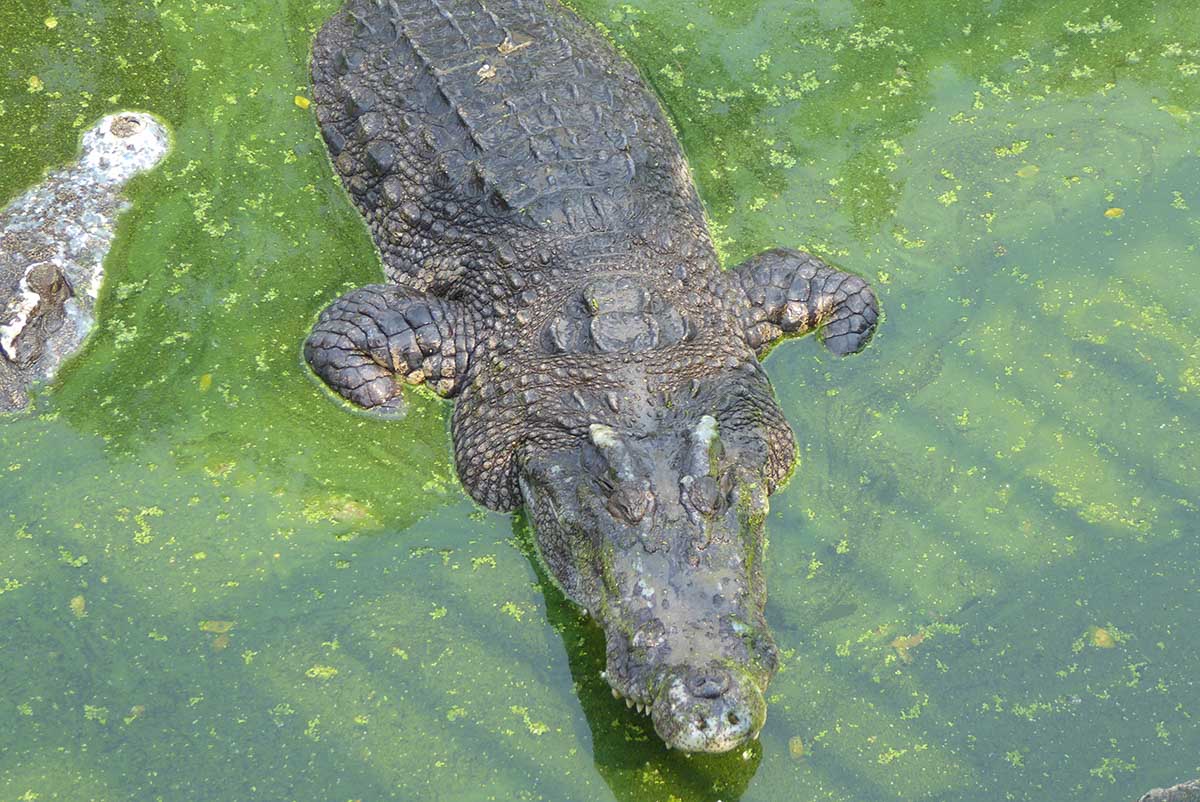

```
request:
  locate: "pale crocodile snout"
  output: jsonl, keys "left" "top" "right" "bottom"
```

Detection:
{"left": 652, "top": 665, "right": 766, "bottom": 753}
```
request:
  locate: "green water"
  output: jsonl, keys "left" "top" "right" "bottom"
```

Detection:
{"left": 1, "top": 0, "right": 1197, "bottom": 799}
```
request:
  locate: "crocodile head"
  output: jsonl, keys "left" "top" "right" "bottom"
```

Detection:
{"left": 519, "top": 403, "right": 783, "bottom": 753}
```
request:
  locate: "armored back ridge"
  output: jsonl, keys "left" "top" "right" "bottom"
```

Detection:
{"left": 304, "top": 0, "right": 879, "bottom": 753}
{"left": 309, "top": 0, "right": 716, "bottom": 294}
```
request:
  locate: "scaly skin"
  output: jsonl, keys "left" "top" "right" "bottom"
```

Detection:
{"left": 1137, "top": 780, "right": 1200, "bottom": 802}
{"left": 304, "top": 0, "right": 879, "bottom": 752}
{"left": 0, "top": 113, "right": 170, "bottom": 412}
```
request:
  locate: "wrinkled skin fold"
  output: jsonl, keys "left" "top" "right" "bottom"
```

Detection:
{"left": 304, "top": 0, "right": 880, "bottom": 752}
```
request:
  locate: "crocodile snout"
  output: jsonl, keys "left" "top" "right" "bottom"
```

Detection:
{"left": 652, "top": 664, "right": 766, "bottom": 753}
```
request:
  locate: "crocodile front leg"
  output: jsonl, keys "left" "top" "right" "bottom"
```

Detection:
{"left": 304, "top": 284, "right": 475, "bottom": 413}
{"left": 734, "top": 248, "right": 879, "bottom": 357}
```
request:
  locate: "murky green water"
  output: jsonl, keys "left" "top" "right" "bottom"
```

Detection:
{"left": 2, "top": 1, "right": 1198, "bottom": 800}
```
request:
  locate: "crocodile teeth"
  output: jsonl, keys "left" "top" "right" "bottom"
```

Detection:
{"left": 612, "top": 688, "right": 620, "bottom": 699}
{"left": 626, "top": 698, "right": 634, "bottom": 708}
{"left": 636, "top": 703, "right": 645, "bottom": 714}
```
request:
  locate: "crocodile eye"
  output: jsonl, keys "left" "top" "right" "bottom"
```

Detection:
{"left": 607, "top": 484, "right": 655, "bottom": 524}
{"left": 688, "top": 475, "right": 724, "bottom": 516}
{"left": 688, "top": 468, "right": 736, "bottom": 517}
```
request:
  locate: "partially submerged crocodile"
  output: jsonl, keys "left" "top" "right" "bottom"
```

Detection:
{"left": 305, "top": 0, "right": 878, "bottom": 752}
{"left": 1138, "top": 780, "right": 1200, "bottom": 802}
{"left": 0, "top": 113, "right": 170, "bottom": 412}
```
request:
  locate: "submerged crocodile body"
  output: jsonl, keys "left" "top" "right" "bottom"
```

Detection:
{"left": 0, "top": 113, "right": 170, "bottom": 412}
{"left": 305, "top": 0, "right": 878, "bottom": 752}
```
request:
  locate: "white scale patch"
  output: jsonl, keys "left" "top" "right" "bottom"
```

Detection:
{"left": 695, "top": 414, "right": 718, "bottom": 447}
{"left": 80, "top": 112, "right": 171, "bottom": 185}
{"left": 589, "top": 423, "right": 619, "bottom": 448}
{"left": 0, "top": 272, "right": 42, "bottom": 360}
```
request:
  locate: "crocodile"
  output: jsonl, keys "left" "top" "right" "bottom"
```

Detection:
{"left": 1137, "top": 780, "right": 1200, "bottom": 802}
{"left": 0, "top": 113, "right": 170, "bottom": 412}
{"left": 304, "top": 0, "right": 879, "bottom": 753}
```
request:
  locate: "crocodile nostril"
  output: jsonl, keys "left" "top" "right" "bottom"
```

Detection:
{"left": 689, "top": 669, "right": 731, "bottom": 699}
{"left": 726, "top": 711, "right": 741, "bottom": 727}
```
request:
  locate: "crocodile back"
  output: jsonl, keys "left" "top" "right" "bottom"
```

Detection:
{"left": 311, "top": 0, "right": 717, "bottom": 299}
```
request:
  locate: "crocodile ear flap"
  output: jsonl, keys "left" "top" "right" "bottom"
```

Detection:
{"left": 686, "top": 415, "right": 724, "bottom": 478}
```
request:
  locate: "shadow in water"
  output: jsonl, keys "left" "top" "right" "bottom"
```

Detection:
{"left": 511, "top": 513, "right": 765, "bottom": 802}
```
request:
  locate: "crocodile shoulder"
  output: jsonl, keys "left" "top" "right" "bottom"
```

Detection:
{"left": 311, "top": 0, "right": 715, "bottom": 299}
